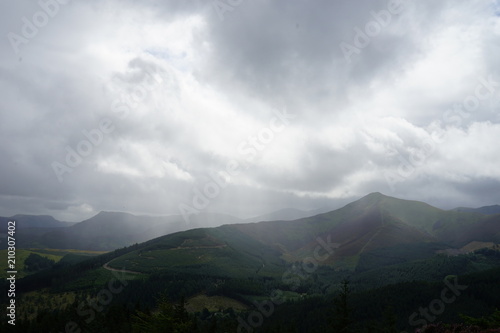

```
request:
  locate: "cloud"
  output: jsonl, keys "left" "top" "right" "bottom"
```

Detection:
{"left": 0, "top": 0, "right": 499, "bottom": 222}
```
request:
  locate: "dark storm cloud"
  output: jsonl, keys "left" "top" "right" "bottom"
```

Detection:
{"left": 0, "top": 0, "right": 499, "bottom": 221}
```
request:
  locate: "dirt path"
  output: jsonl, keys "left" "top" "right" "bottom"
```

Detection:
{"left": 102, "top": 260, "right": 143, "bottom": 275}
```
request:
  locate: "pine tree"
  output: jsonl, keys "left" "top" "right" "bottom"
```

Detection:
{"left": 331, "top": 279, "right": 355, "bottom": 333}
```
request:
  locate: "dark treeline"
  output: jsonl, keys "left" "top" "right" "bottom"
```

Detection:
{"left": 2, "top": 266, "right": 500, "bottom": 332}
{"left": 24, "top": 253, "right": 55, "bottom": 272}
{"left": 2, "top": 245, "right": 500, "bottom": 332}
{"left": 259, "top": 268, "right": 500, "bottom": 332}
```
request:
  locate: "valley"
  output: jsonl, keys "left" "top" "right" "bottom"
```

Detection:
{"left": 1, "top": 193, "right": 500, "bottom": 332}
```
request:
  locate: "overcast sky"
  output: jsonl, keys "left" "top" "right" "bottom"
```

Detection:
{"left": 1, "top": 0, "right": 500, "bottom": 222}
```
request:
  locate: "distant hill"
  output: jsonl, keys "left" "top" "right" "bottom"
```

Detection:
{"left": 8, "top": 193, "right": 500, "bottom": 333}
{"left": 452, "top": 204, "right": 500, "bottom": 215}
{"left": 0, "top": 214, "right": 75, "bottom": 231}
{"left": 0, "top": 215, "right": 77, "bottom": 247}
{"left": 4, "top": 193, "right": 500, "bottom": 258}
{"left": 0, "top": 211, "right": 241, "bottom": 251}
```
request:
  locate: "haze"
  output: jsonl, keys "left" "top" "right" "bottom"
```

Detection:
{"left": 1, "top": 0, "right": 500, "bottom": 222}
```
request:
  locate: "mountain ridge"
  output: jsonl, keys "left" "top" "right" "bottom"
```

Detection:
{"left": 103, "top": 192, "right": 500, "bottom": 274}
{"left": 2, "top": 192, "right": 499, "bottom": 254}
{"left": 0, "top": 214, "right": 75, "bottom": 230}
{"left": 0, "top": 211, "right": 242, "bottom": 251}
{"left": 452, "top": 204, "right": 500, "bottom": 215}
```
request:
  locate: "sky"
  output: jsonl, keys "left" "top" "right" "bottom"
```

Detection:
{"left": 1, "top": 0, "right": 500, "bottom": 222}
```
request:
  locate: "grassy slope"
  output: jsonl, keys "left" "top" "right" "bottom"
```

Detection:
{"left": 2, "top": 193, "right": 499, "bottom": 330}
{"left": 0, "top": 249, "right": 63, "bottom": 279}
{"left": 8, "top": 193, "right": 493, "bottom": 296}
{"left": 105, "top": 193, "right": 496, "bottom": 277}
{"left": 107, "top": 227, "right": 286, "bottom": 278}
{"left": 0, "top": 248, "right": 107, "bottom": 279}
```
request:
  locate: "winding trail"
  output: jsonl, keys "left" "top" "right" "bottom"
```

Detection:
{"left": 103, "top": 260, "right": 143, "bottom": 275}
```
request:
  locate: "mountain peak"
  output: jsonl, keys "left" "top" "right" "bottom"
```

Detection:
{"left": 358, "top": 192, "right": 392, "bottom": 203}
{"left": 329, "top": 192, "right": 396, "bottom": 217}
{"left": 365, "top": 192, "right": 386, "bottom": 198}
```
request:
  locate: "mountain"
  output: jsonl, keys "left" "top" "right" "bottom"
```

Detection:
{"left": 2, "top": 211, "right": 242, "bottom": 251}
{"left": 5, "top": 192, "right": 500, "bottom": 260}
{"left": 230, "top": 192, "right": 492, "bottom": 264}
{"left": 452, "top": 204, "right": 500, "bottom": 215}
{"left": 8, "top": 192, "right": 500, "bottom": 333}
{"left": 0, "top": 215, "right": 77, "bottom": 247}
{"left": 103, "top": 192, "right": 500, "bottom": 275}
{"left": 0, "top": 214, "right": 75, "bottom": 231}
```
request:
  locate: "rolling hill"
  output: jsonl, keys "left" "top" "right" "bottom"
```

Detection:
{"left": 0, "top": 214, "right": 75, "bottom": 231}
{"left": 4, "top": 193, "right": 498, "bottom": 254}
{"left": 1, "top": 211, "right": 242, "bottom": 251}
{"left": 4, "top": 192, "right": 500, "bottom": 333}
{"left": 452, "top": 204, "right": 500, "bottom": 215}
{"left": 104, "top": 192, "right": 500, "bottom": 274}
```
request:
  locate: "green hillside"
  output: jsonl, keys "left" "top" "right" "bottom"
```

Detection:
{"left": 107, "top": 227, "right": 286, "bottom": 278}
{"left": 2, "top": 193, "right": 500, "bottom": 333}
{"left": 103, "top": 192, "right": 500, "bottom": 276}
{"left": 0, "top": 249, "right": 62, "bottom": 279}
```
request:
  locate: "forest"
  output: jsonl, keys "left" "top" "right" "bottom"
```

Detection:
{"left": 2, "top": 246, "right": 500, "bottom": 332}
